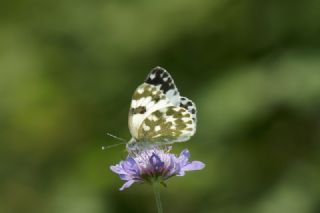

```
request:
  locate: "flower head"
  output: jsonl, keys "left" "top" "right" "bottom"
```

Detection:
{"left": 110, "top": 147, "right": 205, "bottom": 190}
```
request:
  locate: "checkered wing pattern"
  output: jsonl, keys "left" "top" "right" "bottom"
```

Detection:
{"left": 128, "top": 66, "right": 197, "bottom": 146}
{"left": 137, "top": 106, "right": 196, "bottom": 143}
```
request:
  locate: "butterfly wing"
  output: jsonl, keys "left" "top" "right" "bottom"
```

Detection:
{"left": 128, "top": 66, "right": 197, "bottom": 144}
{"left": 145, "top": 67, "right": 181, "bottom": 106}
{"left": 128, "top": 83, "right": 172, "bottom": 139}
{"left": 179, "top": 96, "right": 197, "bottom": 122}
{"left": 137, "top": 106, "right": 196, "bottom": 143}
{"left": 145, "top": 67, "right": 197, "bottom": 122}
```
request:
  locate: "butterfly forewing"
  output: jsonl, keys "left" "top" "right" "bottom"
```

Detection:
{"left": 128, "top": 83, "right": 172, "bottom": 139}
{"left": 145, "top": 67, "right": 181, "bottom": 106}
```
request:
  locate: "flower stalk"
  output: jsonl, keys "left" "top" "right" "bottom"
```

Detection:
{"left": 152, "top": 182, "right": 163, "bottom": 213}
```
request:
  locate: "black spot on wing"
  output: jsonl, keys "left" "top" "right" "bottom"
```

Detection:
{"left": 131, "top": 106, "right": 146, "bottom": 114}
{"left": 145, "top": 66, "right": 177, "bottom": 94}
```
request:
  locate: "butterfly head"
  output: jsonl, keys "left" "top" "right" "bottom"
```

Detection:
{"left": 126, "top": 138, "right": 158, "bottom": 153}
{"left": 126, "top": 138, "right": 137, "bottom": 150}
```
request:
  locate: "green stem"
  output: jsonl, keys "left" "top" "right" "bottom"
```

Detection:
{"left": 152, "top": 182, "right": 163, "bottom": 213}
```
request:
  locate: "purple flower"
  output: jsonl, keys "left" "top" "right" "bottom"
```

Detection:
{"left": 110, "top": 147, "right": 205, "bottom": 190}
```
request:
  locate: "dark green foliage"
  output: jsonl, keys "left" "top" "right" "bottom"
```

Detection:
{"left": 1, "top": 0, "right": 320, "bottom": 212}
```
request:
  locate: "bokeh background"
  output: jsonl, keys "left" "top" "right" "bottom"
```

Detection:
{"left": 1, "top": 0, "right": 320, "bottom": 212}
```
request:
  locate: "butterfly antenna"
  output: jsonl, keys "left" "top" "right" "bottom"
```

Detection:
{"left": 102, "top": 132, "right": 127, "bottom": 150}
{"left": 102, "top": 142, "right": 127, "bottom": 150}
{"left": 106, "top": 132, "right": 127, "bottom": 142}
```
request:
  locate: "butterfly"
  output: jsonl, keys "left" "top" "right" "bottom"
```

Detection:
{"left": 126, "top": 66, "right": 197, "bottom": 151}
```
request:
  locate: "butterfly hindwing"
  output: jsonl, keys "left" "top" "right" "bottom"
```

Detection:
{"left": 179, "top": 96, "right": 197, "bottom": 122}
{"left": 137, "top": 106, "right": 196, "bottom": 143}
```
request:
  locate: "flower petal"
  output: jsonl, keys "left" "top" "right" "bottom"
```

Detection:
{"left": 119, "top": 180, "right": 136, "bottom": 191}
{"left": 181, "top": 149, "right": 190, "bottom": 159}
{"left": 149, "top": 153, "right": 164, "bottom": 172}
{"left": 182, "top": 161, "right": 205, "bottom": 172}
{"left": 119, "top": 174, "right": 133, "bottom": 181}
{"left": 162, "top": 155, "right": 177, "bottom": 178}
{"left": 178, "top": 149, "right": 190, "bottom": 166}
{"left": 121, "top": 157, "right": 140, "bottom": 175}
{"left": 110, "top": 164, "right": 124, "bottom": 174}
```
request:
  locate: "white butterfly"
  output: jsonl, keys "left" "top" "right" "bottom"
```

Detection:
{"left": 127, "top": 66, "right": 197, "bottom": 151}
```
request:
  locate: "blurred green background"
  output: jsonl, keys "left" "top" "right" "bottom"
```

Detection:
{"left": 1, "top": 0, "right": 320, "bottom": 212}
